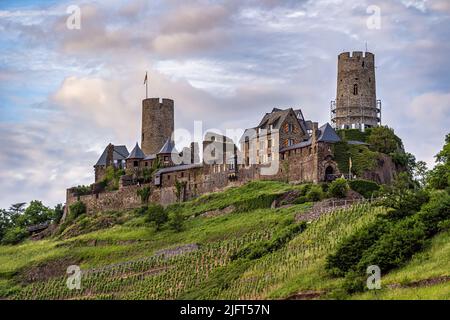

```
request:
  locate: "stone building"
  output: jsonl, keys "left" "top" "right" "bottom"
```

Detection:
{"left": 94, "top": 144, "right": 129, "bottom": 182}
{"left": 331, "top": 51, "right": 381, "bottom": 130}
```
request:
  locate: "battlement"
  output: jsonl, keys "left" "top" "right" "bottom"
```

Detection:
{"left": 338, "top": 51, "right": 374, "bottom": 61}
{"left": 143, "top": 98, "right": 174, "bottom": 107}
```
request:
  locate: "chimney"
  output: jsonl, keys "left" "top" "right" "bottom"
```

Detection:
{"left": 311, "top": 122, "right": 319, "bottom": 145}
{"left": 106, "top": 143, "right": 114, "bottom": 167}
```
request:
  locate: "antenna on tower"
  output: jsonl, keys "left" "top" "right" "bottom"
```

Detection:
{"left": 365, "top": 42, "right": 368, "bottom": 52}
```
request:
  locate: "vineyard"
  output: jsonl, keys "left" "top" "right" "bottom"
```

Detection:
{"left": 9, "top": 201, "right": 382, "bottom": 300}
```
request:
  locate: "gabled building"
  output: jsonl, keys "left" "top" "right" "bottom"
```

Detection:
{"left": 94, "top": 144, "right": 129, "bottom": 182}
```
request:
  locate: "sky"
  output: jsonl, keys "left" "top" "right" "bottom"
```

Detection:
{"left": 0, "top": 0, "right": 449, "bottom": 209}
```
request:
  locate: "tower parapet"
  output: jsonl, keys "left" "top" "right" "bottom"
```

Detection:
{"left": 331, "top": 51, "right": 381, "bottom": 130}
{"left": 141, "top": 98, "right": 174, "bottom": 155}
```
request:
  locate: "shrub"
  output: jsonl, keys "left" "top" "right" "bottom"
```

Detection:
{"left": 234, "top": 194, "right": 279, "bottom": 212}
{"left": 416, "top": 191, "right": 450, "bottom": 236}
{"left": 356, "top": 216, "right": 427, "bottom": 272}
{"left": 137, "top": 186, "right": 151, "bottom": 204}
{"left": 169, "top": 210, "right": 184, "bottom": 232}
{"left": 298, "top": 184, "right": 312, "bottom": 197}
{"left": 146, "top": 204, "right": 168, "bottom": 231}
{"left": 328, "top": 178, "right": 349, "bottom": 198}
{"left": 294, "top": 196, "right": 308, "bottom": 204}
{"left": 325, "top": 220, "right": 389, "bottom": 276}
{"left": 68, "top": 201, "right": 86, "bottom": 222}
{"left": 348, "top": 179, "right": 380, "bottom": 199}
{"left": 305, "top": 185, "right": 324, "bottom": 202}
{"left": 134, "top": 206, "right": 148, "bottom": 216}
{"left": 1, "top": 227, "right": 28, "bottom": 245}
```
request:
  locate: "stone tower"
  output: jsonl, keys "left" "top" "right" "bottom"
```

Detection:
{"left": 141, "top": 98, "right": 174, "bottom": 155}
{"left": 331, "top": 51, "right": 381, "bottom": 130}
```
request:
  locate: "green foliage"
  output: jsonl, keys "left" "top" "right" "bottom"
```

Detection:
{"left": 175, "top": 180, "right": 187, "bottom": 202}
{"left": 348, "top": 179, "right": 380, "bottom": 199}
{"left": 72, "top": 185, "right": 91, "bottom": 196}
{"left": 357, "top": 216, "right": 427, "bottom": 272}
{"left": 332, "top": 142, "right": 379, "bottom": 176}
{"left": 366, "top": 126, "right": 403, "bottom": 154}
{"left": 102, "top": 167, "right": 125, "bottom": 191}
{"left": 1, "top": 227, "right": 28, "bottom": 245}
{"left": 234, "top": 193, "right": 279, "bottom": 212}
{"left": 68, "top": 201, "right": 86, "bottom": 222}
{"left": 168, "top": 210, "right": 184, "bottom": 232}
{"left": 305, "top": 185, "right": 324, "bottom": 202}
{"left": 326, "top": 220, "right": 389, "bottom": 276}
{"left": 326, "top": 187, "right": 448, "bottom": 279}
{"left": 145, "top": 204, "right": 168, "bottom": 231}
{"left": 337, "top": 129, "right": 369, "bottom": 142}
{"left": 52, "top": 204, "right": 64, "bottom": 224}
{"left": 416, "top": 191, "right": 450, "bottom": 236}
{"left": 137, "top": 186, "right": 151, "bottom": 204}
{"left": 328, "top": 178, "right": 349, "bottom": 198}
{"left": 427, "top": 133, "right": 450, "bottom": 191}
{"left": 15, "top": 201, "right": 53, "bottom": 228}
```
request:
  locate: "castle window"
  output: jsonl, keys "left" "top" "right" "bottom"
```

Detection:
{"left": 362, "top": 61, "right": 365, "bottom": 68}
{"left": 142, "top": 133, "right": 144, "bottom": 141}
{"left": 268, "top": 139, "right": 272, "bottom": 148}
{"left": 181, "top": 172, "right": 184, "bottom": 178}
{"left": 145, "top": 162, "right": 148, "bottom": 167}
{"left": 353, "top": 84, "right": 358, "bottom": 95}
{"left": 133, "top": 160, "right": 139, "bottom": 167}
{"left": 288, "top": 139, "right": 295, "bottom": 146}
{"left": 288, "top": 123, "right": 294, "bottom": 132}
{"left": 164, "top": 156, "right": 169, "bottom": 162}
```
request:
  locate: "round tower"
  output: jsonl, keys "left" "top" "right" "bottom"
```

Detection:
{"left": 141, "top": 98, "right": 174, "bottom": 155}
{"left": 332, "top": 51, "right": 381, "bottom": 130}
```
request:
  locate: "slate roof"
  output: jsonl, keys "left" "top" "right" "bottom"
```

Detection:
{"left": 127, "top": 143, "right": 146, "bottom": 159}
{"left": 280, "top": 123, "right": 341, "bottom": 152}
{"left": 155, "top": 163, "right": 203, "bottom": 175}
{"left": 257, "top": 108, "right": 292, "bottom": 130}
{"left": 95, "top": 145, "right": 129, "bottom": 166}
{"left": 317, "top": 123, "right": 341, "bottom": 143}
{"left": 158, "top": 139, "right": 178, "bottom": 154}
{"left": 144, "top": 154, "right": 156, "bottom": 160}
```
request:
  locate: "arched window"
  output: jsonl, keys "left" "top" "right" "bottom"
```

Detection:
{"left": 353, "top": 84, "right": 358, "bottom": 95}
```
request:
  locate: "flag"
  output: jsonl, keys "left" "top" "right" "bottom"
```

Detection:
{"left": 144, "top": 72, "right": 148, "bottom": 85}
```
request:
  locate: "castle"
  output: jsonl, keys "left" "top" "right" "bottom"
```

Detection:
{"left": 66, "top": 51, "right": 392, "bottom": 214}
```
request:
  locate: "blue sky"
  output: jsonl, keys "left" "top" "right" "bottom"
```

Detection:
{"left": 0, "top": 0, "right": 449, "bottom": 208}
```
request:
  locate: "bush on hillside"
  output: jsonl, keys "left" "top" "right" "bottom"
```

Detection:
{"left": 328, "top": 178, "right": 349, "bottom": 198}
{"left": 416, "top": 191, "right": 450, "bottom": 236}
{"left": 356, "top": 216, "right": 427, "bottom": 272}
{"left": 146, "top": 204, "right": 168, "bottom": 231}
{"left": 305, "top": 185, "right": 324, "bottom": 202}
{"left": 325, "top": 220, "right": 389, "bottom": 276}
{"left": 348, "top": 180, "right": 380, "bottom": 199}
{"left": 68, "top": 201, "right": 86, "bottom": 222}
{"left": 1, "top": 227, "right": 28, "bottom": 245}
{"left": 169, "top": 210, "right": 184, "bottom": 232}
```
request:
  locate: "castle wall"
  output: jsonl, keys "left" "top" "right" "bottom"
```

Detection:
{"left": 141, "top": 98, "right": 174, "bottom": 155}
{"left": 65, "top": 141, "right": 340, "bottom": 217}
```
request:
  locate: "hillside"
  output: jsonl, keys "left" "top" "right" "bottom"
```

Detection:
{"left": 0, "top": 181, "right": 448, "bottom": 300}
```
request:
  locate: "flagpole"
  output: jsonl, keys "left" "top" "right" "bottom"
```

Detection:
{"left": 145, "top": 71, "right": 148, "bottom": 99}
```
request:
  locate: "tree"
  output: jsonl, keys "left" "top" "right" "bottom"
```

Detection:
{"left": 175, "top": 180, "right": 187, "bottom": 202}
{"left": 367, "top": 126, "right": 402, "bottom": 154}
{"left": 169, "top": 210, "right": 184, "bottom": 232}
{"left": 15, "top": 201, "right": 53, "bottom": 228}
{"left": 427, "top": 133, "right": 450, "bottom": 191}
{"left": 53, "top": 204, "right": 64, "bottom": 224}
{"left": 328, "top": 178, "right": 349, "bottom": 198}
{"left": 413, "top": 161, "right": 428, "bottom": 187}
{"left": 0, "top": 209, "right": 13, "bottom": 240}
{"left": 146, "top": 204, "right": 168, "bottom": 231}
